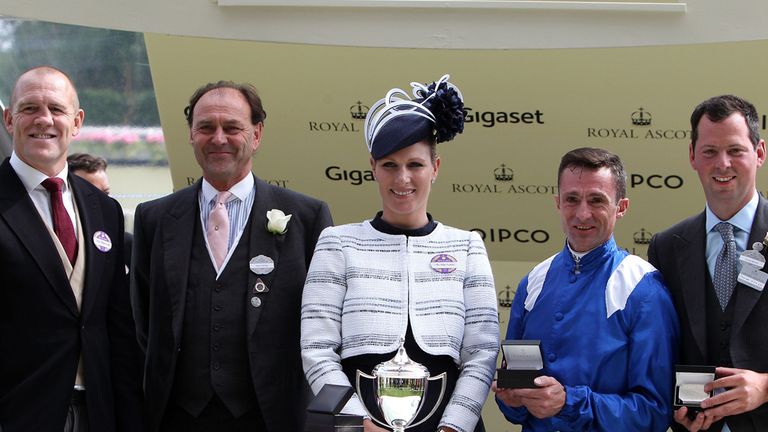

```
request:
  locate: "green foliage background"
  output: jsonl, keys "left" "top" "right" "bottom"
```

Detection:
{"left": 0, "top": 19, "right": 159, "bottom": 126}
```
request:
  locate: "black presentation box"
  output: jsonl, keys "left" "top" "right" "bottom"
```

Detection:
{"left": 497, "top": 340, "right": 544, "bottom": 389}
{"left": 674, "top": 365, "right": 716, "bottom": 412}
{"left": 305, "top": 384, "right": 364, "bottom": 432}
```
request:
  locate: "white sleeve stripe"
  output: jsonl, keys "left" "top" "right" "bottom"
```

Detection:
{"left": 524, "top": 254, "right": 558, "bottom": 311}
{"left": 605, "top": 255, "right": 657, "bottom": 318}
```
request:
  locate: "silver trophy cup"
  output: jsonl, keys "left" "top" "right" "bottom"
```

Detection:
{"left": 356, "top": 337, "right": 447, "bottom": 432}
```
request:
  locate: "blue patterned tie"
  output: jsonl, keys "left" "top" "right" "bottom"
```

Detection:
{"left": 713, "top": 222, "right": 737, "bottom": 310}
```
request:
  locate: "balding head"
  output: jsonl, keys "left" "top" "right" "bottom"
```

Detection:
{"left": 11, "top": 66, "right": 80, "bottom": 111}
{"left": 3, "top": 66, "right": 84, "bottom": 176}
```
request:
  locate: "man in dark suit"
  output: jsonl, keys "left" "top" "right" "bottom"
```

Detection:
{"left": 649, "top": 94, "right": 768, "bottom": 432}
{"left": 0, "top": 66, "right": 143, "bottom": 431}
{"left": 131, "top": 81, "right": 332, "bottom": 431}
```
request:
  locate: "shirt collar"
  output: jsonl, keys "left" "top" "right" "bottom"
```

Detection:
{"left": 567, "top": 242, "right": 592, "bottom": 259}
{"left": 201, "top": 173, "right": 254, "bottom": 204}
{"left": 563, "top": 236, "right": 617, "bottom": 266}
{"left": 10, "top": 151, "right": 69, "bottom": 193}
{"left": 705, "top": 190, "right": 758, "bottom": 234}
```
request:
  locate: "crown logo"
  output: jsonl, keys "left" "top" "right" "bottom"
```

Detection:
{"left": 350, "top": 101, "right": 369, "bottom": 120}
{"left": 498, "top": 285, "right": 514, "bottom": 308}
{"left": 631, "top": 107, "right": 652, "bottom": 126}
{"left": 633, "top": 228, "right": 653, "bottom": 245}
{"left": 494, "top": 164, "right": 514, "bottom": 182}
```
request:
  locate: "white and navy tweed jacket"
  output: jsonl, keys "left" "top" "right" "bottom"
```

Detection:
{"left": 301, "top": 220, "right": 499, "bottom": 432}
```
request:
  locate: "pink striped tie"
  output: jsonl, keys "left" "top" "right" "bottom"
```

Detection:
{"left": 207, "top": 191, "right": 231, "bottom": 270}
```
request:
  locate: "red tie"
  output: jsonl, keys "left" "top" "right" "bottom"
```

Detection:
{"left": 41, "top": 178, "right": 78, "bottom": 265}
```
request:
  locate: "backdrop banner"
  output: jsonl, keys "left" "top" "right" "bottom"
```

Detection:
{"left": 146, "top": 33, "right": 768, "bottom": 431}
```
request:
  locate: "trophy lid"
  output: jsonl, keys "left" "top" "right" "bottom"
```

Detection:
{"left": 372, "top": 337, "right": 430, "bottom": 380}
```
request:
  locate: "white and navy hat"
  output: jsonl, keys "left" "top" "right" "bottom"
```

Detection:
{"left": 364, "top": 74, "right": 465, "bottom": 160}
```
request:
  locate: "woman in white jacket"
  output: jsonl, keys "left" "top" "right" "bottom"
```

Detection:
{"left": 301, "top": 74, "right": 499, "bottom": 432}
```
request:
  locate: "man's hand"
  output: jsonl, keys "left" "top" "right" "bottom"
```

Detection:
{"left": 673, "top": 406, "right": 721, "bottom": 431}
{"left": 699, "top": 367, "right": 768, "bottom": 418}
{"left": 493, "top": 380, "right": 525, "bottom": 408}
{"left": 495, "top": 376, "right": 566, "bottom": 419}
{"left": 493, "top": 376, "right": 566, "bottom": 418}
{"left": 514, "top": 376, "right": 567, "bottom": 418}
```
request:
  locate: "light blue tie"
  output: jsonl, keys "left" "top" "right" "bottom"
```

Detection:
{"left": 713, "top": 222, "right": 737, "bottom": 310}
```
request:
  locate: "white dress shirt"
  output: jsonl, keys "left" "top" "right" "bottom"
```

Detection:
{"left": 10, "top": 152, "right": 79, "bottom": 239}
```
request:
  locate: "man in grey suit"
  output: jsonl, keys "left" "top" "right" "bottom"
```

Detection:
{"left": 649, "top": 95, "right": 768, "bottom": 432}
{"left": 130, "top": 81, "right": 332, "bottom": 431}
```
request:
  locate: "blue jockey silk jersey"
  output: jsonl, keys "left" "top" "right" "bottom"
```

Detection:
{"left": 497, "top": 237, "right": 679, "bottom": 432}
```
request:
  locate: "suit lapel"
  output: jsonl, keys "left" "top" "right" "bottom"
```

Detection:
{"left": 246, "top": 178, "right": 282, "bottom": 338}
{"left": 73, "top": 176, "right": 105, "bottom": 320}
{"left": 163, "top": 185, "right": 199, "bottom": 342}
{"left": 674, "top": 211, "right": 708, "bottom": 360}
{"left": 0, "top": 160, "right": 78, "bottom": 316}
{"left": 731, "top": 196, "right": 768, "bottom": 336}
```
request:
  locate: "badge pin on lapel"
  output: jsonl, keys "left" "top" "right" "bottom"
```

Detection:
{"left": 253, "top": 278, "right": 269, "bottom": 294}
{"left": 249, "top": 257, "right": 273, "bottom": 309}
{"left": 249, "top": 255, "right": 275, "bottom": 275}
{"left": 430, "top": 253, "right": 457, "bottom": 274}
{"left": 250, "top": 278, "right": 268, "bottom": 308}
{"left": 93, "top": 231, "right": 112, "bottom": 252}
{"left": 738, "top": 242, "right": 768, "bottom": 292}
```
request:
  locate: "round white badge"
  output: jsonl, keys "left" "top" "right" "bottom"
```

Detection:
{"left": 93, "top": 231, "right": 112, "bottom": 252}
{"left": 249, "top": 255, "right": 275, "bottom": 274}
{"left": 250, "top": 296, "right": 262, "bottom": 308}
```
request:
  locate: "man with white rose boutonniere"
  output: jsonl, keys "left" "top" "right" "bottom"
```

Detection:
{"left": 130, "top": 81, "right": 332, "bottom": 432}
{"left": 649, "top": 95, "right": 768, "bottom": 432}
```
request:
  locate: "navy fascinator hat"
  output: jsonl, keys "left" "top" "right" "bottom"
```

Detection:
{"left": 364, "top": 74, "right": 465, "bottom": 160}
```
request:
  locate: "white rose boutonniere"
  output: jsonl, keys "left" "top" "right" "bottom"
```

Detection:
{"left": 266, "top": 209, "right": 292, "bottom": 235}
